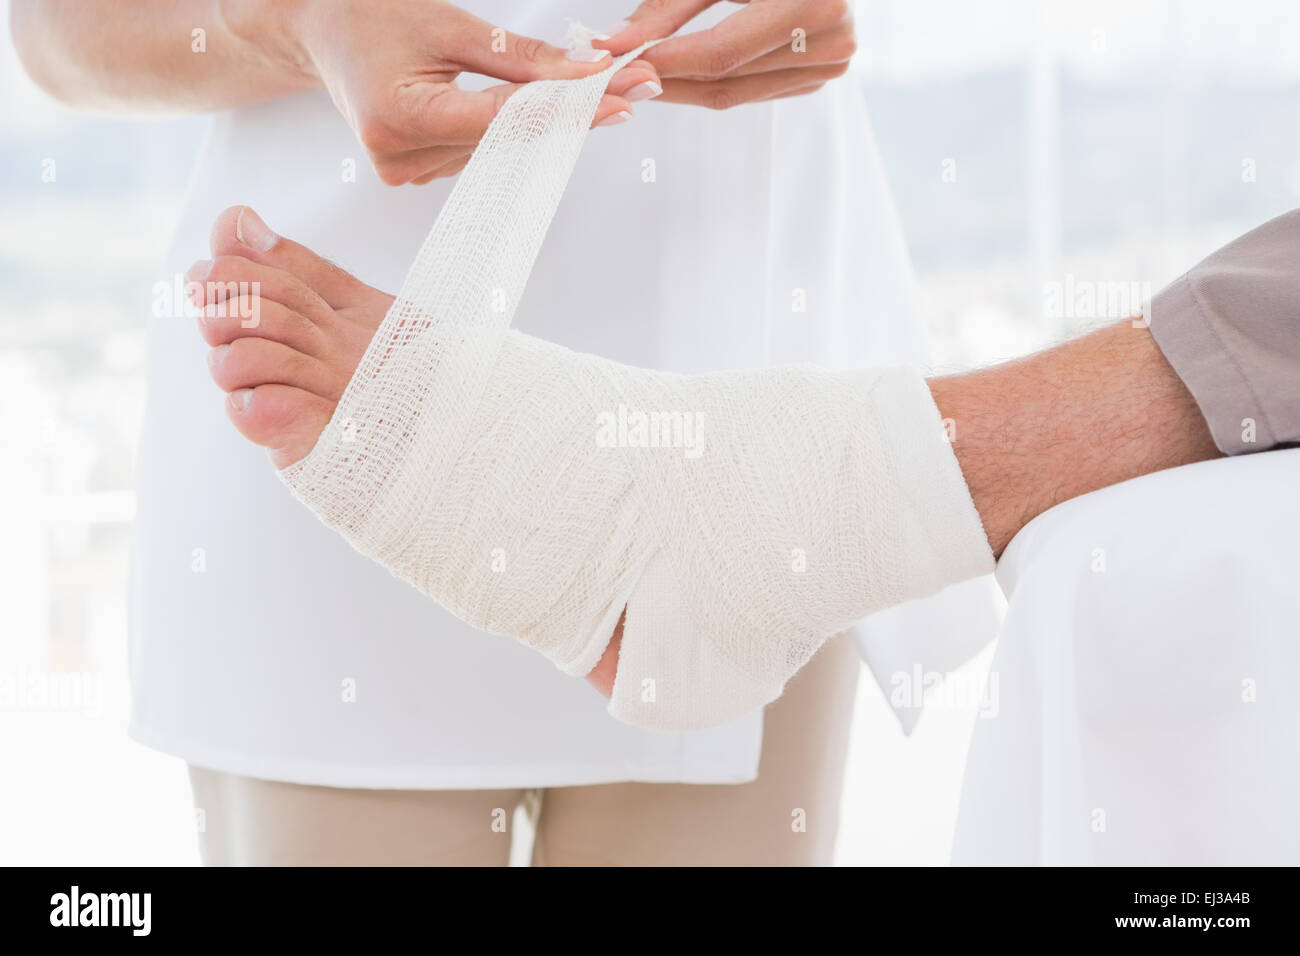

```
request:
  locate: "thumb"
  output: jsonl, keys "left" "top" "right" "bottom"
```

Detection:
{"left": 443, "top": 9, "right": 613, "bottom": 82}
{"left": 595, "top": 0, "right": 719, "bottom": 54}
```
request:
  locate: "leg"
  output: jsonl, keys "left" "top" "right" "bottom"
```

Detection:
{"left": 531, "top": 633, "right": 859, "bottom": 866}
{"left": 188, "top": 766, "right": 524, "bottom": 866}
{"left": 187, "top": 207, "right": 1235, "bottom": 728}
{"left": 929, "top": 318, "right": 1222, "bottom": 558}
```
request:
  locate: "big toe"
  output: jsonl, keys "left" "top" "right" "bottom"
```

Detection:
{"left": 210, "top": 206, "right": 383, "bottom": 312}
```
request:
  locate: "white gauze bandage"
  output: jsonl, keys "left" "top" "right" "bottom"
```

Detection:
{"left": 279, "top": 31, "right": 995, "bottom": 730}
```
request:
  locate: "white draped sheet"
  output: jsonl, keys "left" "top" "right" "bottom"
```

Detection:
{"left": 952, "top": 448, "right": 1300, "bottom": 865}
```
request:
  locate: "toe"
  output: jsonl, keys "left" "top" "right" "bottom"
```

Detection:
{"left": 209, "top": 337, "right": 341, "bottom": 402}
{"left": 191, "top": 254, "right": 334, "bottom": 325}
{"left": 210, "top": 206, "right": 382, "bottom": 310}
{"left": 197, "top": 293, "right": 325, "bottom": 356}
{"left": 584, "top": 611, "right": 624, "bottom": 699}
{"left": 225, "top": 384, "right": 335, "bottom": 470}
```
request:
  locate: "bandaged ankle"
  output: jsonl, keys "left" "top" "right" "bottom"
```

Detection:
{"left": 279, "top": 32, "right": 995, "bottom": 730}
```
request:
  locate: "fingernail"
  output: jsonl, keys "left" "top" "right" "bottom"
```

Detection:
{"left": 207, "top": 344, "right": 230, "bottom": 371}
{"left": 566, "top": 47, "right": 611, "bottom": 63}
{"left": 625, "top": 80, "right": 662, "bottom": 103}
{"left": 229, "top": 388, "right": 253, "bottom": 411}
{"left": 605, "top": 19, "right": 630, "bottom": 36}
{"left": 186, "top": 259, "right": 213, "bottom": 281}
{"left": 235, "top": 207, "right": 276, "bottom": 252}
{"left": 595, "top": 110, "right": 632, "bottom": 128}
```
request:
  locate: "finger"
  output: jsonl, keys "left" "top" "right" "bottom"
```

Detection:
{"left": 403, "top": 83, "right": 633, "bottom": 142}
{"left": 439, "top": 8, "right": 613, "bottom": 81}
{"left": 657, "top": 63, "right": 848, "bottom": 110}
{"left": 642, "top": 3, "right": 802, "bottom": 79}
{"left": 594, "top": 0, "right": 716, "bottom": 55}
{"left": 396, "top": 83, "right": 522, "bottom": 148}
{"left": 593, "top": 93, "right": 634, "bottom": 127}
{"left": 605, "top": 59, "right": 663, "bottom": 101}
{"left": 411, "top": 153, "right": 472, "bottom": 185}
{"left": 389, "top": 86, "right": 634, "bottom": 186}
{"left": 410, "top": 158, "right": 465, "bottom": 186}
{"left": 697, "top": 27, "right": 856, "bottom": 79}
{"left": 372, "top": 143, "right": 472, "bottom": 187}
{"left": 436, "top": 155, "right": 472, "bottom": 179}
{"left": 757, "top": 79, "right": 832, "bottom": 102}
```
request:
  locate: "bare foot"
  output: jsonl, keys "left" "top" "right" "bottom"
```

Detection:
{"left": 191, "top": 205, "right": 621, "bottom": 695}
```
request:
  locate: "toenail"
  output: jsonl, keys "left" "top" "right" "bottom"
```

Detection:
{"left": 207, "top": 344, "right": 230, "bottom": 370}
{"left": 235, "top": 208, "right": 277, "bottom": 252}
{"left": 229, "top": 388, "right": 253, "bottom": 411}
{"left": 186, "top": 259, "right": 213, "bottom": 281}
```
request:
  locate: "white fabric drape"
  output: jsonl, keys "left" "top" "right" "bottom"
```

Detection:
{"left": 953, "top": 449, "right": 1300, "bottom": 865}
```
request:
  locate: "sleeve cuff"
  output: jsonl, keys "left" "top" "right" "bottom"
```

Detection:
{"left": 1146, "top": 272, "right": 1277, "bottom": 455}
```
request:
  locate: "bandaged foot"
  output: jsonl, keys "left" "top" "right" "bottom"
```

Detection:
{"left": 193, "top": 205, "right": 992, "bottom": 730}
{"left": 192, "top": 37, "right": 994, "bottom": 730}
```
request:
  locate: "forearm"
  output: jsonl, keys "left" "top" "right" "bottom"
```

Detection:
{"left": 10, "top": 0, "right": 317, "bottom": 113}
{"left": 930, "top": 319, "right": 1223, "bottom": 558}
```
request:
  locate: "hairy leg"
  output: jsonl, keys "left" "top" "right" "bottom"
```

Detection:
{"left": 930, "top": 319, "right": 1223, "bottom": 558}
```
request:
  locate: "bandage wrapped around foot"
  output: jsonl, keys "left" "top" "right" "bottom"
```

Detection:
{"left": 279, "top": 37, "right": 994, "bottom": 730}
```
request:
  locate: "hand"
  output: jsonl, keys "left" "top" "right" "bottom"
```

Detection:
{"left": 596, "top": 0, "right": 856, "bottom": 110}
{"left": 225, "top": 0, "right": 661, "bottom": 185}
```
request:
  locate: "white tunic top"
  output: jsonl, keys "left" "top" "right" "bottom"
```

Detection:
{"left": 127, "top": 0, "right": 931, "bottom": 788}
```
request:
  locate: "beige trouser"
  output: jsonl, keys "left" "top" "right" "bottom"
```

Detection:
{"left": 188, "top": 634, "right": 859, "bottom": 866}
